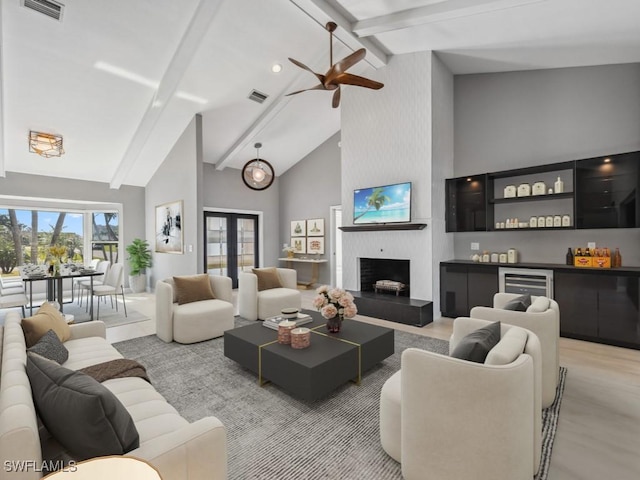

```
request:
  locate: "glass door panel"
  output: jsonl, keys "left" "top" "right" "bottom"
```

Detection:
{"left": 204, "top": 212, "right": 259, "bottom": 288}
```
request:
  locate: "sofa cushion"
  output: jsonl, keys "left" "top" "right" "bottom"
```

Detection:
{"left": 450, "top": 321, "right": 501, "bottom": 363}
{"left": 27, "top": 329, "right": 69, "bottom": 364}
{"left": 527, "top": 296, "right": 550, "bottom": 313}
{"left": 502, "top": 294, "right": 531, "bottom": 312}
{"left": 252, "top": 267, "right": 283, "bottom": 291}
{"left": 21, "top": 303, "right": 71, "bottom": 347}
{"left": 485, "top": 327, "right": 528, "bottom": 365}
{"left": 173, "top": 274, "right": 215, "bottom": 305}
{"left": 26, "top": 352, "right": 140, "bottom": 460}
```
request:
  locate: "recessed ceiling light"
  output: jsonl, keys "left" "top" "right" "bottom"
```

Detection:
{"left": 604, "top": 157, "right": 611, "bottom": 163}
{"left": 271, "top": 63, "right": 282, "bottom": 73}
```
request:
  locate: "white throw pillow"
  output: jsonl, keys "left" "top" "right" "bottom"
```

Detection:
{"left": 526, "top": 296, "right": 550, "bottom": 313}
{"left": 485, "top": 327, "right": 528, "bottom": 365}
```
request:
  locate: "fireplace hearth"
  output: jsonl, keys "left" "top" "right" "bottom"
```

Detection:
{"left": 360, "top": 258, "right": 410, "bottom": 297}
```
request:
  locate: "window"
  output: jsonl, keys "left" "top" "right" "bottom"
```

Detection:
{"left": 91, "top": 212, "right": 119, "bottom": 264}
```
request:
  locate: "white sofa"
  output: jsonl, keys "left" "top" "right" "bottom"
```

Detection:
{"left": 0, "top": 311, "right": 227, "bottom": 480}
{"left": 238, "top": 268, "right": 301, "bottom": 321}
{"left": 380, "top": 317, "right": 542, "bottom": 480}
{"left": 470, "top": 293, "right": 560, "bottom": 408}
{"left": 156, "top": 275, "right": 234, "bottom": 344}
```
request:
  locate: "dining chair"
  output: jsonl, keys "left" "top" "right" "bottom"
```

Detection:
{"left": 91, "top": 263, "right": 127, "bottom": 319}
{"left": 78, "top": 260, "right": 110, "bottom": 307}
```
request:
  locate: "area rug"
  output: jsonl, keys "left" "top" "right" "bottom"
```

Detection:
{"left": 114, "top": 319, "right": 566, "bottom": 480}
{"left": 55, "top": 300, "right": 149, "bottom": 328}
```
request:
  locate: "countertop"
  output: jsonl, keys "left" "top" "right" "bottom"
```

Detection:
{"left": 441, "top": 259, "right": 640, "bottom": 274}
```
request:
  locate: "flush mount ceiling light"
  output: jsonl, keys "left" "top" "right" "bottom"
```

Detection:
{"left": 29, "top": 131, "right": 65, "bottom": 157}
{"left": 242, "top": 142, "right": 274, "bottom": 191}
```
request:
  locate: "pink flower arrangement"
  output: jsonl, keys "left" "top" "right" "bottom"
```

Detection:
{"left": 313, "top": 286, "right": 358, "bottom": 320}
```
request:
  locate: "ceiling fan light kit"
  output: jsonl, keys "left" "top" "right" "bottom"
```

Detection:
{"left": 286, "top": 21, "right": 384, "bottom": 108}
{"left": 28, "top": 131, "right": 65, "bottom": 157}
{"left": 242, "top": 142, "right": 275, "bottom": 191}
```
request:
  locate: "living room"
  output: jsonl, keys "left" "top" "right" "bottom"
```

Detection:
{"left": 1, "top": 1, "right": 640, "bottom": 479}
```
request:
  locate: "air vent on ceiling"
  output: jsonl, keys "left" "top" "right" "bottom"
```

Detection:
{"left": 248, "top": 90, "right": 268, "bottom": 104}
{"left": 21, "top": 0, "right": 64, "bottom": 21}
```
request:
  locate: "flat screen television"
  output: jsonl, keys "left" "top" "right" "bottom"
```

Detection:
{"left": 353, "top": 181, "right": 412, "bottom": 225}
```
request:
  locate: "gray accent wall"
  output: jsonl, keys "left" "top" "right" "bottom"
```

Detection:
{"left": 278, "top": 131, "right": 342, "bottom": 286}
{"left": 453, "top": 63, "right": 640, "bottom": 266}
{"left": 146, "top": 116, "right": 201, "bottom": 287}
{"left": 202, "top": 164, "right": 280, "bottom": 269}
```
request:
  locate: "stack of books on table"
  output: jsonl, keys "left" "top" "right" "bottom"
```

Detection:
{"left": 263, "top": 313, "right": 313, "bottom": 330}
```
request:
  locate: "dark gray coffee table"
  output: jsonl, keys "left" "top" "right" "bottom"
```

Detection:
{"left": 224, "top": 310, "right": 394, "bottom": 400}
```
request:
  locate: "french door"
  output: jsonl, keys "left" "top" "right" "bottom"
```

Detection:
{"left": 204, "top": 212, "right": 259, "bottom": 288}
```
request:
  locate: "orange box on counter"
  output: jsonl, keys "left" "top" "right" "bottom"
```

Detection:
{"left": 592, "top": 256, "right": 611, "bottom": 268}
{"left": 574, "top": 256, "right": 593, "bottom": 267}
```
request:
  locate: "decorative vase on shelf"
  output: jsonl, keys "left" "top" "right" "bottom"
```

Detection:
{"left": 326, "top": 314, "right": 343, "bottom": 333}
{"left": 287, "top": 251, "right": 295, "bottom": 259}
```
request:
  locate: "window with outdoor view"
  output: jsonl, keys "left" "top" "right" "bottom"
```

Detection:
{"left": 91, "top": 212, "right": 119, "bottom": 264}
{"left": 0, "top": 208, "right": 84, "bottom": 277}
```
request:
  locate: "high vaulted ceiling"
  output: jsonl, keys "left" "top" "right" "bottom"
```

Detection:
{"left": 2, "top": 0, "right": 639, "bottom": 188}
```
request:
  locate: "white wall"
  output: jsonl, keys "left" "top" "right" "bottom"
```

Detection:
{"left": 146, "top": 116, "right": 201, "bottom": 286}
{"left": 341, "top": 51, "right": 434, "bottom": 301}
{"left": 453, "top": 63, "right": 640, "bottom": 265}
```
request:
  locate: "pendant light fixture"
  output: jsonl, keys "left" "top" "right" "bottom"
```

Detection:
{"left": 241, "top": 142, "right": 274, "bottom": 191}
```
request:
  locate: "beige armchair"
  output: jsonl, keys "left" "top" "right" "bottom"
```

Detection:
{"left": 380, "top": 317, "right": 542, "bottom": 480}
{"left": 238, "top": 268, "right": 301, "bottom": 321}
{"left": 470, "top": 293, "right": 560, "bottom": 408}
{"left": 156, "top": 274, "right": 234, "bottom": 344}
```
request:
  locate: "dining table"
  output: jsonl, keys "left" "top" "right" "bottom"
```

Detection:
{"left": 22, "top": 270, "right": 104, "bottom": 320}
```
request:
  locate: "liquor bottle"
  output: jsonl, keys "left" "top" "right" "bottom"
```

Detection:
{"left": 613, "top": 248, "right": 622, "bottom": 267}
{"left": 566, "top": 247, "right": 574, "bottom": 265}
{"left": 576, "top": 247, "right": 582, "bottom": 256}
{"left": 584, "top": 247, "right": 590, "bottom": 257}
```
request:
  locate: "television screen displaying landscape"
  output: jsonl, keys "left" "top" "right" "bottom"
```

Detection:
{"left": 353, "top": 182, "right": 411, "bottom": 224}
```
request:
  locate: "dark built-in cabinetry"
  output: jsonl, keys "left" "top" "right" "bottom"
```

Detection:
{"left": 439, "top": 263, "right": 498, "bottom": 317}
{"left": 446, "top": 150, "right": 640, "bottom": 232}
{"left": 440, "top": 261, "right": 640, "bottom": 350}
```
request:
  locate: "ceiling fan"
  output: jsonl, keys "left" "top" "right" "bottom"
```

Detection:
{"left": 286, "top": 22, "right": 384, "bottom": 108}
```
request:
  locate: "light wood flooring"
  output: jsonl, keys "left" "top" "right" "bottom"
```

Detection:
{"left": 106, "top": 290, "right": 640, "bottom": 480}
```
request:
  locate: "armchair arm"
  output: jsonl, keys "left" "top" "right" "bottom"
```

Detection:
{"left": 210, "top": 275, "right": 232, "bottom": 304}
{"left": 67, "top": 321, "right": 106, "bottom": 340}
{"left": 401, "top": 348, "right": 535, "bottom": 480}
{"left": 238, "top": 272, "right": 258, "bottom": 321}
{"left": 276, "top": 268, "right": 297, "bottom": 289}
{"left": 155, "top": 281, "right": 174, "bottom": 342}
{"left": 129, "top": 417, "right": 227, "bottom": 480}
{"left": 492, "top": 292, "right": 524, "bottom": 309}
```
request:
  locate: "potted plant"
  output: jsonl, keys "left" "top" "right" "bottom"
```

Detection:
{"left": 125, "top": 238, "right": 152, "bottom": 293}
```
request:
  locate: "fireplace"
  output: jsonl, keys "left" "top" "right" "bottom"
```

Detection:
{"left": 360, "top": 258, "right": 410, "bottom": 297}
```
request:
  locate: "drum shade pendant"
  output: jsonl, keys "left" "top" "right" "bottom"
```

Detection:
{"left": 242, "top": 142, "right": 274, "bottom": 191}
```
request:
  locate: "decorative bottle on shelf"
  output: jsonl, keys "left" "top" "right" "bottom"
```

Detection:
{"left": 613, "top": 248, "right": 622, "bottom": 267}
{"left": 554, "top": 176, "right": 564, "bottom": 193}
{"left": 566, "top": 247, "right": 574, "bottom": 265}
{"left": 576, "top": 247, "right": 582, "bottom": 257}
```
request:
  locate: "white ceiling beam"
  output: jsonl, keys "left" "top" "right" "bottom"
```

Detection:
{"left": 0, "top": 3, "right": 5, "bottom": 178}
{"left": 109, "top": 0, "right": 224, "bottom": 189}
{"left": 288, "top": 0, "right": 388, "bottom": 68}
{"left": 353, "top": 0, "right": 547, "bottom": 37}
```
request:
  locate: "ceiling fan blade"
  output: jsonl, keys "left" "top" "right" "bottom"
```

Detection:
{"left": 324, "top": 48, "right": 367, "bottom": 86}
{"left": 288, "top": 57, "right": 325, "bottom": 83}
{"left": 285, "top": 84, "right": 326, "bottom": 96}
{"left": 333, "top": 72, "right": 384, "bottom": 90}
{"left": 332, "top": 87, "right": 341, "bottom": 108}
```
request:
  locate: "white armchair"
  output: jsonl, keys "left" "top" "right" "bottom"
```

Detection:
{"left": 470, "top": 293, "right": 560, "bottom": 408}
{"left": 156, "top": 274, "right": 234, "bottom": 344}
{"left": 238, "top": 268, "right": 301, "bottom": 321}
{"left": 380, "top": 317, "right": 542, "bottom": 480}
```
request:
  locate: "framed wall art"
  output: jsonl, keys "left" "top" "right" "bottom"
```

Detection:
{"left": 290, "top": 220, "right": 306, "bottom": 237}
{"left": 155, "top": 200, "right": 183, "bottom": 254}
{"left": 291, "top": 237, "right": 306, "bottom": 254}
{"left": 307, "top": 218, "right": 325, "bottom": 236}
{"left": 306, "top": 237, "right": 325, "bottom": 254}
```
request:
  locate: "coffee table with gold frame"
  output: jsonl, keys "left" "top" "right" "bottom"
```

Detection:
{"left": 223, "top": 310, "right": 394, "bottom": 401}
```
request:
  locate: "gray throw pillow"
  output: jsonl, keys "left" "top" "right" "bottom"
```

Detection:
{"left": 450, "top": 321, "right": 501, "bottom": 363}
{"left": 502, "top": 294, "right": 531, "bottom": 312}
{"left": 27, "top": 329, "right": 69, "bottom": 364}
{"left": 26, "top": 353, "right": 139, "bottom": 461}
